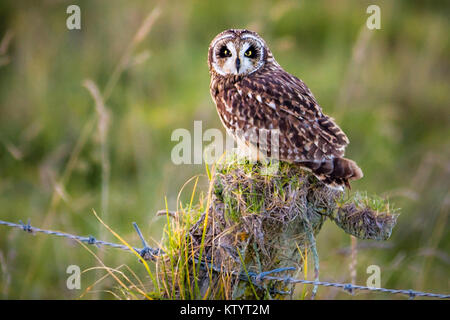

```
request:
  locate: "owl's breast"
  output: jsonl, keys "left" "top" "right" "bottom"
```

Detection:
{"left": 211, "top": 76, "right": 278, "bottom": 130}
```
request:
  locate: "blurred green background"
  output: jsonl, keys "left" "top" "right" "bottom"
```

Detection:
{"left": 0, "top": 0, "right": 448, "bottom": 299}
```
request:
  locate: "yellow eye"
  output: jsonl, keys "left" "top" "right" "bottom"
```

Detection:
{"left": 245, "top": 50, "right": 252, "bottom": 57}
{"left": 219, "top": 46, "right": 232, "bottom": 58}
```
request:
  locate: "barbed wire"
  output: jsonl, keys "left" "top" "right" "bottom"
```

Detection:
{"left": 0, "top": 219, "right": 161, "bottom": 260}
{"left": 0, "top": 218, "right": 449, "bottom": 299}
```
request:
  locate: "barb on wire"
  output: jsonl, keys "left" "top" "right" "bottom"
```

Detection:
{"left": 0, "top": 219, "right": 155, "bottom": 260}
{"left": 132, "top": 222, "right": 162, "bottom": 260}
{"left": 0, "top": 218, "right": 449, "bottom": 300}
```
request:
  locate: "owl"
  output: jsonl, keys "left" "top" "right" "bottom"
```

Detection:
{"left": 207, "top": 29, "right": 363, "bottom": 189}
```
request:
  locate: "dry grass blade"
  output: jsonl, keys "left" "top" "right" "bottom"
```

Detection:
{"left": 103, "top": 6, "right": 161, "bottom": 100}
{"left": 77, "top": 241, "right": 146, "bottom": 300}
{"left": 80, "top": 264, "right": 146, "bottom": 299}
{"left": 92, "top": 209, "right": 159, "bottom": 294}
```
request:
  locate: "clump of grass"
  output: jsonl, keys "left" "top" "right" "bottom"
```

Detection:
{"left": 153, "top": 156, "right": 400, "bottom": 299}
{"left": 333, "top": 192, "right": 400, "bottom": 240}
{"left": 154, "top": 155, "right": 335, "bottom": 299}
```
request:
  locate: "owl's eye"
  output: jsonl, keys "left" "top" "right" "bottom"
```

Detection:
{"left": 218, "top": 46, "right": 232, "bottom": 58}
{"left": 244, "top": 46, "right": 257, "bottom": 58}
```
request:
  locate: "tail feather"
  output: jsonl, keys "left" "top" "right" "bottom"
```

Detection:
{"left": 299, "top": 157, "right": 363, "bottom": 189}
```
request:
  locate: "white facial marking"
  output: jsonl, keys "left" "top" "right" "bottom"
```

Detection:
{"left": 212, "top": 40, "right": 238, "bottom": 76}
{"left": 211, "top": 34, "right": 234, "bottom": 51}
{"left": 219, "top": 42, "right": 237, "bottom": 74}
{"left": 211, "top": 34, "right": 235, "bottom": 76}
{"left": 212, "top": 32, "right": 265, "bottom": 76}
{"left": 237, "top": 41, "right": 256, "bottom": 75}
{"left": 240, "top": 34, "right": 265, "bottom": 75}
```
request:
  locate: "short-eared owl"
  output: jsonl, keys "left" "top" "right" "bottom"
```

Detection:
{"left": 208, "top": 29, "right": 363, "bottom": 189}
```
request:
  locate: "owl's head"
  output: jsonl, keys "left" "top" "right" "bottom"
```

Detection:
{"left": 208, "top": 29, "right": 273, "bottom": 77}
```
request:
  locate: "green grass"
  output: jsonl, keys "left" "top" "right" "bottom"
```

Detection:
{"left": 337, "top": 191, "right": 400, "bottom": 216}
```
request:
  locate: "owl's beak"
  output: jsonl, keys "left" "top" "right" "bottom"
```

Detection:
{"left": 235, "top": 58, "right": 241, "bottom": 73}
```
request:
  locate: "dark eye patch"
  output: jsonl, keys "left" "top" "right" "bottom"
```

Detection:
{"left": 218, "top": 45, "right": 232, "bottom": 58}
{"left": 244, "top": 45, "right": 257, "bottom": 58}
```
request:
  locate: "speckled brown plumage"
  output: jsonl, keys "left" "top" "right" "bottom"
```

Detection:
{"left": 208, "top": 29, "right": 363, "bottom": 189}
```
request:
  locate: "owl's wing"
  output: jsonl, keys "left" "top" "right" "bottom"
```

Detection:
{"left": 234, "top": 70, "right": 349, "bottom": 161}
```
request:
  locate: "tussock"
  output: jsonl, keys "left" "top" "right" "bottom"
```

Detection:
{"left": 159, "top": 156, "right": 399, "bottom": 299}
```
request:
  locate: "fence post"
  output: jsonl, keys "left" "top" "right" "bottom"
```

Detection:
{"left": 185, "top": 158, "right": 399, "bottom": 299}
